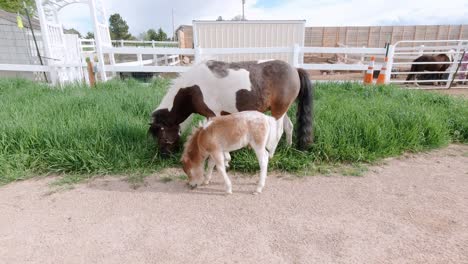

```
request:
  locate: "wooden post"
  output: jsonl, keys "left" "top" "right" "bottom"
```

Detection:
{"left": 321, "top": 28, "right": 326, "bottom": 57}
{"left": 377, "top": 26, "right": 382, "bottom": 48}
{"left": 345, "top": 27, "right": 349, "bottom": 46}
{"left": 390, "top": 26, "right": 395, "bottom": 44}
{"left": 86, "top": 58, "right": 96, "bottom": 87}
{"left": 367, "top": 27, "right": 371, "bottom": 47}
{"left": 446, "top": 25, "right": 451, "bottom": 46}
{"left": 355, "top": 27, "right": 359, "bottom": 46}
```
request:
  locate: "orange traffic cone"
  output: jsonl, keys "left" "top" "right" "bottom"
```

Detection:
{"left": 363, "top": 56, "right": 375, "bottom": 85}
{"left": 376, "top": 57, "right": 388, "bottom": 85}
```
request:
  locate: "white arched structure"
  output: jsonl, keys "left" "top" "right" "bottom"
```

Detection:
{"left": 35, "top": 0, "right": 113, "bottom": 83}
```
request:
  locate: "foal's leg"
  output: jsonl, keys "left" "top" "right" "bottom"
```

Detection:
{"left": 253, "top": 147, "right": 269, "bottom": 194}
{"left": 212, "top": 151, "right": 232, "bottom": 194}
{"left": 203, "top": 157, "right": 216, "bottom": 185}
{"left": 224, "top": 152, "right": 231, "bottom": 168}
{"left": 283, "top": 115, "right": 293, "bottom": 146}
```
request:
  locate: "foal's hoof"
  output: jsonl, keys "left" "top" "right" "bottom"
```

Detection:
{"left": 202, "top": 180, "right": 210, "bottom": 185}
{"left": 188, "top": 183, "right": 198, "bottom": 190}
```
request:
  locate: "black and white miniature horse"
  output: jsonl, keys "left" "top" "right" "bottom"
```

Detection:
{"left": 149, "top": 60, "right": 314, "bottom": 156}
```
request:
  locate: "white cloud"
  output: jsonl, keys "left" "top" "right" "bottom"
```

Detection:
{"left": 57, "top": 0, "right": 468, "bottom": 37}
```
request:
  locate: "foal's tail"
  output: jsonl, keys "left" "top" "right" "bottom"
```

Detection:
{"left": 296, "top": 68, "right": 314, "bottom": 150}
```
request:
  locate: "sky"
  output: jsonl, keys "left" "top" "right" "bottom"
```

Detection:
{"left": 58, "top": 0, "right": 468, "bottom": 38}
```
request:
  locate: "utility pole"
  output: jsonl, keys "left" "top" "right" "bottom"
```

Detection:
{"left": 172, "top": 8, "right": 175, "bottom": 41}
{"left": 242, "top": 0, "right": 245, "bottom": 20}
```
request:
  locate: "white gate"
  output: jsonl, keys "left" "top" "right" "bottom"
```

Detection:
{"left": 34, "top": 0, "right": 113, "bottom": 84}
{"left": 389, "top": 40, "right": 468, "bottom": 88}
{"left": 44, "top": 22, "right": 84, "bottom": 84}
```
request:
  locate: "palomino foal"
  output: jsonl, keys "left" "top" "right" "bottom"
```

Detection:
{"left": 181, "top": 111, "right": 281, "bottom": 194}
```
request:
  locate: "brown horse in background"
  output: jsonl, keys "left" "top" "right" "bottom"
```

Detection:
{"left": 406, "top": 54, "right": 452, "bottom": 85}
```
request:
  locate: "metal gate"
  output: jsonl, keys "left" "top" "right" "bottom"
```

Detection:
{"left": 389, "top": 40, "right": 468, "bottom": 89}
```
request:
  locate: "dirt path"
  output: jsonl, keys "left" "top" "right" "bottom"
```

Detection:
{"left": 1, "top": 145, "right": 467, "bottom": 264}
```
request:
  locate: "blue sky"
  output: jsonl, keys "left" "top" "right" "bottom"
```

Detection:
{"left": 58, "top": 0, "right": 468, "bottom": 38}
{"left": 254, "top": 0, "right": 282, "bottom": 8}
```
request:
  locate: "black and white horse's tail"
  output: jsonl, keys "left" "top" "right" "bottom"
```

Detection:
{"left": 296, "top": 68, "right": 314, "bottom": 150}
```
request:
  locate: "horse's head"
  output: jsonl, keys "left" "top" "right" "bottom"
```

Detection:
{"left": 181, "top": 156, "right": 204, "bottom": 189}
{"left": 148, "top": 110, "right": 181, "bottom": 157}
{"left": 181, "top": 128, "right": 205, "bottom": 189}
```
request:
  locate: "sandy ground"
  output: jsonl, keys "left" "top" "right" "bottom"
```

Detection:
{"left": 1, "top": 145, "right": 467, "bottom": 264}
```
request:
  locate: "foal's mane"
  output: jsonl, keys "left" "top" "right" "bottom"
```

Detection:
{"left": 181, "top": 120, "right": 208, "bottom": 161}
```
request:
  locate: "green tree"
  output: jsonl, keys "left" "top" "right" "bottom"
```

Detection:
{"left": 156, "top": 27, "right": 168, "bottom": 41}
{"left": 63, "top": 28, "right": 82, "bottom": 38}
{"left": 0, "top": 0, "right": 35, "bottom": 14}
{"left": 145, "top": 29, "right": 158, "bottom": 41}
{"left": 108, "top": 13, "right": 132, "bottom": 40}
{"left": 84, "top": 32, "right": 94, "bottom": 39}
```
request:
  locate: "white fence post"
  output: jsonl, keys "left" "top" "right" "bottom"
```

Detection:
{"left": 194, "top": 46, "right": 201, "bottom": 64}
{"left": 89, "top": 0, "right": 107, "bottom": 81}
{"left": 446, "top": 41, "right": 464, "bottom": 88}
{"left": 35, "top": 0, "right": 58, "bottom": 84}
{"left": 137, "top": 53, "right": 143, "bottom": 66}
{"left": 293, "top": 44, "right": 300, "bottom": 67}
{"left": 385, "top": 45, "right": 395, "bottom": 84}
{"left": 151, "top": 40, "right": 157, "bottom": 64}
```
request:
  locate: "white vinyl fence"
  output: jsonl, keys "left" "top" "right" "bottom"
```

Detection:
{"left": 1, "top": 39, "right": 467, "bottom": 88}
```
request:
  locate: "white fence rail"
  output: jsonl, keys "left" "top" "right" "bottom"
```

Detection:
{"left": 96, "top": 45, "right": 388, "bottom": 74}
{"left": 2, "top": 39, "right": 468, "bottom": 88}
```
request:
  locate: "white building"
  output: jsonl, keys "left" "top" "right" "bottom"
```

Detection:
{"left": 193, "top": 20, "right": 305, "bottom": 63}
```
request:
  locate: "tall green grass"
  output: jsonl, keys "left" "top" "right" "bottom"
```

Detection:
{"left": 0, "top": 78, "right": 467, "bottom": 184}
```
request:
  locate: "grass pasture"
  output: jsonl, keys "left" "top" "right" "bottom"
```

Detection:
{"left": 0, "top": 78, "right": 467, "bottom": 184}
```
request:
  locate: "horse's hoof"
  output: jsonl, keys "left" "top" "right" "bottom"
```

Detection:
{"left": 226, "top": 190, "right": 232, "bottom": 195}
{"left": 202, "top": 180, "right": 210, "bottom": 185}
{"left": 252, "top": 191, "right": 260, "bottom": 195}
